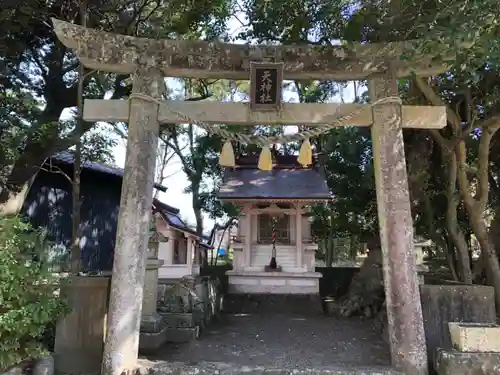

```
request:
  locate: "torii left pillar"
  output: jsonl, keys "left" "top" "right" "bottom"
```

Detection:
{"left": 102, "top": 67, "right": 164, "bottom": 375}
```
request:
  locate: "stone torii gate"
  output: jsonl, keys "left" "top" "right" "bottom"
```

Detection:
{"left": 52, "top": 19, "right": 447, "bottom": 375}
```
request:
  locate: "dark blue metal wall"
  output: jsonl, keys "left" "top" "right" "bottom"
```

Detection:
{"left": 21, "top": 164, "right": 121, "bottom": 271}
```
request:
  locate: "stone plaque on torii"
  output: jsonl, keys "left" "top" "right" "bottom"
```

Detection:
{"left": 52, "top": 18, "right": 451, "bottom": 375}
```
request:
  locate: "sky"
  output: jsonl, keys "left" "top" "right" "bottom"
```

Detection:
{"left": 100, "top": 13, "right": 356, "bottom": 232}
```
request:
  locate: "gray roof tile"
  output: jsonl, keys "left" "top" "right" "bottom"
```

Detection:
{"left": 218, "top": 168, "right": 331, "bottom": 200}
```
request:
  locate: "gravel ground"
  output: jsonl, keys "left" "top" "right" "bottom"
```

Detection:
{"left": 147, "top": 313, "right": 391, "bottom": 369}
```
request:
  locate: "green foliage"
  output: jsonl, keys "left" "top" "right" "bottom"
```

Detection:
{"left": 0, "top": 216, "right": 68, "bottom": 371}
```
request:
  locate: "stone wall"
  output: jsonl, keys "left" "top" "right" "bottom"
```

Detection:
{"left": 420, "top": 285, "right": 496, "bottom": 373}
{"left": 156, "top": 276, "right": 222, "bottom": 343}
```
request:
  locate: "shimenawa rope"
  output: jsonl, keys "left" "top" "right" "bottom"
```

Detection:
{"left": 127, "top": 93, "right": 402, "bottom": 169}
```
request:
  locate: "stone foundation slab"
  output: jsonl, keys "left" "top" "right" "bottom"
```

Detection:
{"left": 227, "top": 270, "right": 322, "bottom": 295}
{"left": 223, "top": 293, "right": 323, "bottom": 315}
{"left": 434, "top": 348, "right": 500, "bottom": 375}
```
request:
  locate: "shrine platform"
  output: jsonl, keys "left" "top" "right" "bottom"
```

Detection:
{"left": 226, "top": 269, "right": 322, "bottom": 294}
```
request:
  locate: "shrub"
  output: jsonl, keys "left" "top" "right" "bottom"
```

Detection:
{"left": 0, "top": 216, "right": 68, "bottom": 371}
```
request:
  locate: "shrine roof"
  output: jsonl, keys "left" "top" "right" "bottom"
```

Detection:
{"left": 153, "top": 200, "right": 199, "bottom": 237}
{"left": 218, "top": 167, "right": 331, "bottom": 201}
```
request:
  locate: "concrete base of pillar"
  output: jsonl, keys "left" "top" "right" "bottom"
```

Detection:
{"left": 139, "top": 312, "right": 167, "bottom": 352}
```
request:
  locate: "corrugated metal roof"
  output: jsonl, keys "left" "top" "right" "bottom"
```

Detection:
{"left": 218, "top": 168, "right": 331, "bottom": 200}
{"left": 50, "top": 151, "right": 166, "bottom": 191}
{"left": 51, "top": 151, "right": 127, "bottom": 178}
{"left": 50, "top": 151, "right": 199, "bottom": 234}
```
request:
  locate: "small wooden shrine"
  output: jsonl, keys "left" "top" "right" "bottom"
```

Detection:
{"left": 153, "top": 201, "right": 203, "bottom": 279}
{"left": 218, "top": 153, "right": 331, "bottom": 294}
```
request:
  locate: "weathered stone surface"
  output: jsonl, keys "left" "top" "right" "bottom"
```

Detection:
{"left": 369, "top": 72, "right": 427, "bottom": 374}
{"left": 449, "top": 322, "right": 500, "bottom": 352}
{"left": 32, "top": 356, "right": 54, "bottom": 375}
{"left": 434, "top": 349, "right": 500, "bottom": 375}
{"left": 140, "top": 250, "right": 167, "bottom": 352}
{"left": 159, "top": 312, "right": 196, "bottom": 328}
{"left": 139, "top": 326, "right": 169, "bottom": 353}
{"left": 51, "top": 18, "right": 448, "bottom": 80}
{"left": 1, "top": 366, "right": 23, "bottom": 375}
{"left": 101, "top": 69, "right": 164, "bottom": 375}
{"left": 420, "top": 285, "right": 496, "bottom": 363}
{"left": 158, "top": 277, "right": 199, "bottom": 313}
{"left": 147, "top": 361, "right": 403, "bottom": 375}
{"left": 155, "top": 277, "right": 220, "bottom": 343}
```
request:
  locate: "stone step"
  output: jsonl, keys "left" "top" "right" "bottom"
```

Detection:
{"left": 146, "top": 361, "right": 403, "bottom": 375}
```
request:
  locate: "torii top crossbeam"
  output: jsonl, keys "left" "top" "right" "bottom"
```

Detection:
{"left": 52, "top": 18, "right": 450, "bottom": 80}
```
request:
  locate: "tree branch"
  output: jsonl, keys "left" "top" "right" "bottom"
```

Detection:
{"left": 414, "top": 76, "right": 463, "bottom": 133}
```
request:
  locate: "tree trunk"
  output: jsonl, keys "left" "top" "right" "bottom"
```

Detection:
{"left": 191, "top": 188, "right": 203, "bottom": 236}
{"left": 444, "top": 153, "right": 472, "bottom": 283}
{"left": 469, "top": 212, "right": 500, "bottom": 309}
{"left": 338, "top": 241, "right": 385, "bottom": 317}
{"left": 455, "top": 127, "right": 500, "bottom": 308}
{"left": 445, "top": 237, "right": 460, "bottom": 282}
{"left": 446, "top": 198, "right": 472, "bottom": 284}
{"left": 489, "top": 213, "right": 500, "bottom": 259}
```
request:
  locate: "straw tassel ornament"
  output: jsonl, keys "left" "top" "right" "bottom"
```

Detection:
{"left": 297, "top": 138, "right": 312, "bottom": 166}
{"left": 219, "top": 140, "right": 236, "bottom": 167}
{"left": 258, "top": 145, "right": 273, "bottom": 171}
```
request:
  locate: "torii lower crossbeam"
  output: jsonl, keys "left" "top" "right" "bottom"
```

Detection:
{"left": 84, "top": 99, "right": 446, "bottom": 129}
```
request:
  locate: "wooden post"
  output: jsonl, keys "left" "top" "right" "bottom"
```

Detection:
{"left": 369, "top": 71, "right": 428, "bottom": 375}
{"left": 158, "top": 233, "right": 174, "bottom": 266}
{"left": 186, "top": 237, "right": 193, "bottom": 267}
{"left": 244, "top": 206, "right": 252, "bottom": 268}
{"left": 295, "top": 204, "right": 303, "bottom": 269}
{"left": 101, "top": 68, "right": 163, "bottom": 375}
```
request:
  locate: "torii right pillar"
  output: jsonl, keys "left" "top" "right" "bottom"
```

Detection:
{"left": 369, "top": 70, "right": 428, "bottom": 375}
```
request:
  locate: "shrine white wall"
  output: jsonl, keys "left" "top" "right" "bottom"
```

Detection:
{"left": 229, "top": 209, "right": 320, "bottom": 294}
{"left": 250, "top": 245, "right": 297, "bottom": 268}
{"left": 235, "top": 212, "right": 315, "bottom": 271}
{"left": 156, "top": 228, "right": 200, "bottom": 279}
